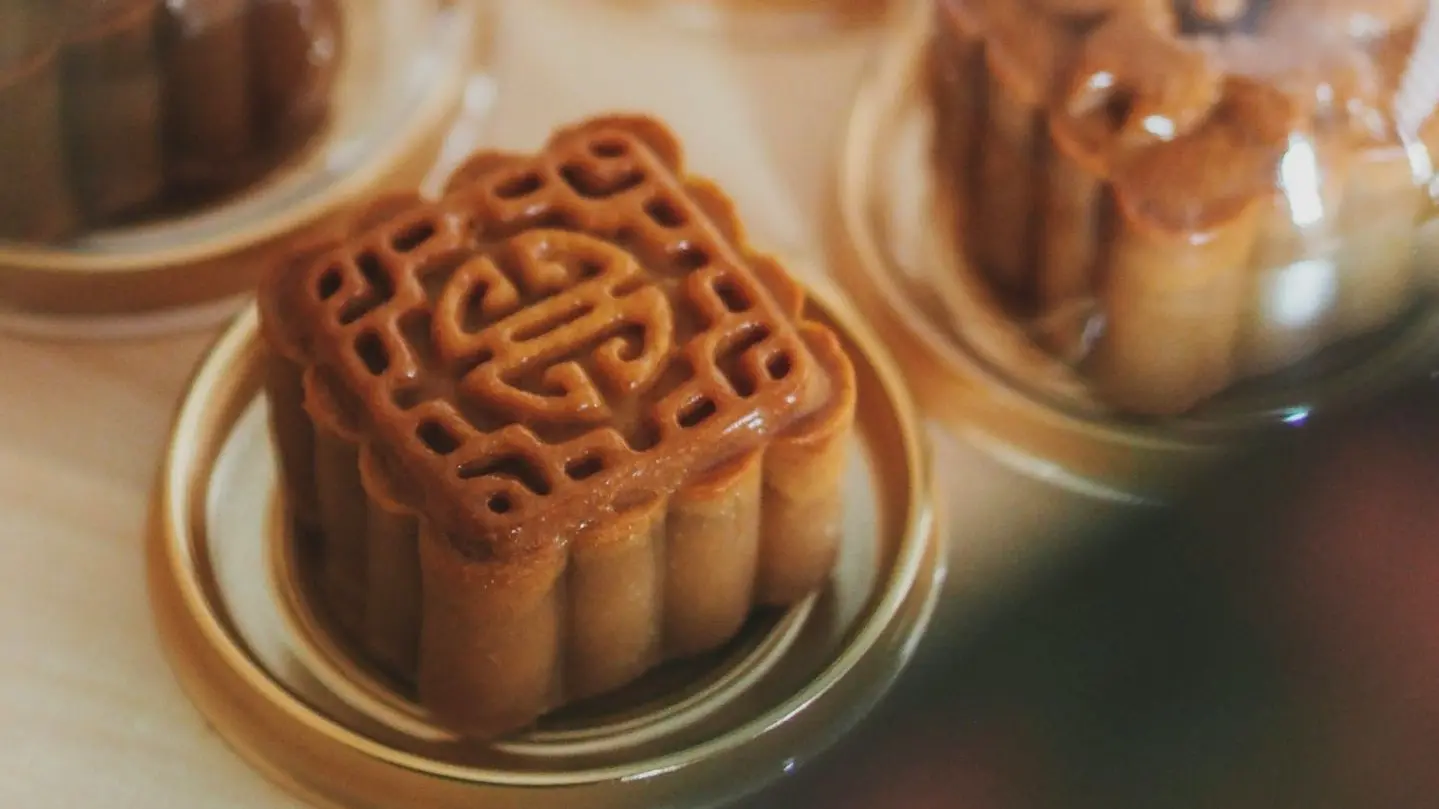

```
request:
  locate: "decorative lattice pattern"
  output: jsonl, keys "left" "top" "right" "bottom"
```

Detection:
{"left": 274, "top": 117, "right": 828, "bottom": 552}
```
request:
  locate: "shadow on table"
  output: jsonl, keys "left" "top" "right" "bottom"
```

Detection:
{"left": 746, "top": 375, "right": 1439, "bottom": 809}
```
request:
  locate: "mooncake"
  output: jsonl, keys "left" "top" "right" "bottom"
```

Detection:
{"left": 259, "top": 115, "right": 858, "bottom": 737}
{"left": 930, "top": 0, "right": 1434, "bottom": 414}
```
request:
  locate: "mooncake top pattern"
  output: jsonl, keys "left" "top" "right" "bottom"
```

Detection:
{"left": 261, "top": 115, "right": 842, "bottom": 558}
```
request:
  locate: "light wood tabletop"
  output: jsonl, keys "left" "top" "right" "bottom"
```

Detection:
{"left": 0, "top": 2, "right": 1111, "bottom": 806}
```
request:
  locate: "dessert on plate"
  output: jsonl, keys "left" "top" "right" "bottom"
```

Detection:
{"left": 259, "top": 115, "right": 858, "bottom": 737}
{"left": 930, "top": 0, "right": 1438, "bottom": 415}
{"left": 0, "top": 0, "right": 342, "bottom": 243}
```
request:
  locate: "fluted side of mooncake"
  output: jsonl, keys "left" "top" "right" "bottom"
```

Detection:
{"left": 259, "top": 115, "right": 858, "bottom": 737}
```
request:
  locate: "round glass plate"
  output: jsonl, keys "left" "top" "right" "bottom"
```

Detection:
{"left": 149, "top": 281, "right": 945, "bottom": 809}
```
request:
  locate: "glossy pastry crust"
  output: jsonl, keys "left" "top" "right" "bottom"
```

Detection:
{"left": 259, "top": 115, "right": 858, "bottom": 737}
{"left": 930, "top": 0, "right": 1436, "bottom": 414}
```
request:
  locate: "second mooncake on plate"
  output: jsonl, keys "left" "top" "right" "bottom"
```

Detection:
{"left": 258, "top": 114, "right": 858, "bottom": 737}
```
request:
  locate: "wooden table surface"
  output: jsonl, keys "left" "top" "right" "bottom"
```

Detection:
{"left": 0, "top": 2, "right": 1110, "bottom": 805}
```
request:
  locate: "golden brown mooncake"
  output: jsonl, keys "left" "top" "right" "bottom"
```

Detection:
{"left": 930, "top": 0, "right": 1434, "bottom": 415}
{"left": 258, "top": 115, "right": 859, "bottom": 737}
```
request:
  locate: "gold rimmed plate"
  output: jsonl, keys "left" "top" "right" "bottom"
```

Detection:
{"left": 148, "top": 279, "right": 944, "bottom": 808}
